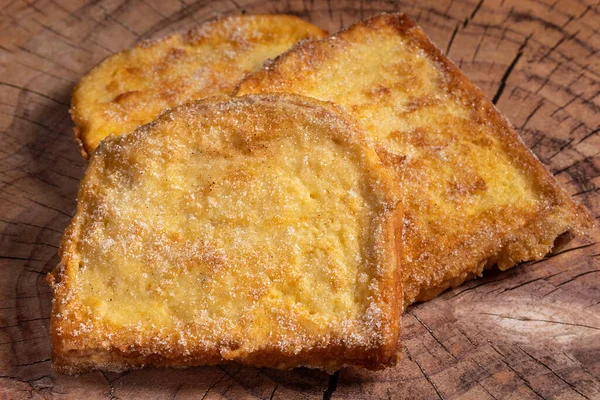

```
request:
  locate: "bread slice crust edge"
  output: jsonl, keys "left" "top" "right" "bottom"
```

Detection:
{"left": 49, "top": 93, "right": 403, "bottom": 374}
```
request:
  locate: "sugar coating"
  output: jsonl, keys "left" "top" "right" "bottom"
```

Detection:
{"left": 236, "top": 14, "right": 591, "bottom": 306}
{"left": 50, "top": 94, "right": 402, "bottom": 373}
{"left": 71, "top": 15, "right": 326, "bottom": 155}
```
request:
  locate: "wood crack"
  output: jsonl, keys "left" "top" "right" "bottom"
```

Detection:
{"left": 575, "top": 127, "right": 600, "bottom": 145}
{"left": 101, "top": 370, "right": 118, "bottom": 400}
{"left": 200, "top": 373, "right": 227, "bottom": 400}
{"left": 16, "top": 221, "right": 62, "bottom": 234}
{"left": 547, "top": 138, "right": 575, "bottom": 160}
{"left": 14, "top": 60, "right": 74, "bottom": 84}
{"left": 456, "top": 326, "right": 478, "bottom": 347}
{"left": 0, "top": 336, "right": 47, "bottom": 346}
{"left": 172, "top": 383, "right": 183, "bottom": 399}
{"left": 554, "top": 270, "right": 598, "bottom": 288}
{"left": 216, "top": 365, "right": 245, "bottom": 396}
{"left": 448, "top": 276, "right": 505, "bottom": 298}
{"left": 469, "top": 0, "right": 485, "bottom": 20}
{"left": 563, "top": 352, "right": 600, "bottom": 385}
{"left": 13, "top": 239, "right": 59, "bottom": 248}
{"left": 0, "top": 112, "right": 67, "bottom": 140}
{"left": 98, "top": 4, "right": 141, "bottom": 37}
{"left": 485, "top": 341, "right": 547, "bottom": 399}
{"left": 480, "top": 313, "right": 600, "bottom": 331}
{"left": 550, "top": 92, "right": 582, "bottom": 117}
{"left": 221, "top": 381, "right": 236, "bottom": 396}
{"left": 546, "top": 242, "right": 597, "bottom": 259}
{"left": 323, "top": 370, "right": 339, "bottom": 400}
{"left": 520, "top": 101, "right": 544, "bottom": 129}
{"left": 1, "top": 316, "right": 49, "bottom": 329}
{"left": 445, "top": 23, "right": 459, "bottom": 55}
{"left": 539, "top": 31, "right": 571, "bottom": 63}
{"left": 0, "top": 255, "right": 41, "bottom": 261}
{"left": 478, "top": 382, "right": 498, "bottom": 400}
{"left": 33, "top": 20, "right": 90, "bottom": 53}
{"left": 492, "top": 35, "right": 530, "bottom": 104}
{"left": 405, "top": 348, "right": 445, "bottom": 399}
{"left": 471, "top": 26, "right": 487, "bottom": 62}
{"left": 410, "top": 311, "right": 458, "bottom": 360}
{"left": 16, "top": 45, "right": 78, "bottom": 75}
{"left": 535, "top": 61, "right": 562, "bottom": 94}
{"left": 495, "top": 276, "right": 545, "bottom": 294}
{"left": 573, "top": 187, "right": 599, "bottom": 197}
{"left": 139, "top": 0, "right": 168, "bottom": 18}
{"left": 518, "top": 346, "right": 591, "bottom": 400}
{"left": 463, "top": 0, "right": 485, "bottom": 27}
{"left": 0, "top": 82, "right": 69, "bottom": 107}
{"left": 13, "top": 358, "right": 50, "bottom": 368}
{"left": 23, "top": 269, "right": 50, "bottom": 276}
{"left": 229, "top": 0, "right": 243, "bottom": 12}
{"left": 269, "top": 384, "right": 278, "bottom": 400}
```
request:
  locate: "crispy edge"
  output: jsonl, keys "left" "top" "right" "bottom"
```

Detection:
{"left": 48, "top": 204, "right": 402, "bottom": 374}
{"left": 235, "top": 13, "right": 594, "bottom": 304}
{"left": 51, "top": 93, "right": 403, "bottom": 374}
{"left": 71, "top": 15, "right": 327, "bottom": 158}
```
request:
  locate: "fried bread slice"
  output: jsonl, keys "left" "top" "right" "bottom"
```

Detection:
{"left": 236, "top": 14, "right": 593, "bottom": 307}
{"left": 48, "top": 93, "right": 403, "bottom": 374}
{"left": 71, "top": 15, "right": 326, "bottom": 156}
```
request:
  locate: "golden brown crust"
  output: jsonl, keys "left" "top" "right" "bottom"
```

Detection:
{"left": 50, "top": 93, "right": 402, "bottom": 374}
{"left": 71, "top": 14, "right": 326, "bottom": 157}
{"left": 235, "top": 13, "right": 593, "bottom": 307}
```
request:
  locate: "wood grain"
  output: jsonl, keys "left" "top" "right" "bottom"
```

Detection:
{"left": 0, "top": 0, "right": 598, "bottom": 398}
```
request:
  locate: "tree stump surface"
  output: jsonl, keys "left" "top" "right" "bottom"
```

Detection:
{"left": 1, "top": 0, "right": 598, "bottom": 398}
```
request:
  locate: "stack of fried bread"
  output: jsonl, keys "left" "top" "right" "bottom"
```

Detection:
{"left": 49, "top": 13, "right": 591, "bottom": 374}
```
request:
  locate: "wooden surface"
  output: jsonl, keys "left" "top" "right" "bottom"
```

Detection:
{"left": 1, "top": 0, "right": 599, "bottom": 398}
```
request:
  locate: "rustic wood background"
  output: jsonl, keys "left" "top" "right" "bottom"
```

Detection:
{"left": 1, "top": 0, "right": 599, "bottom": 398}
